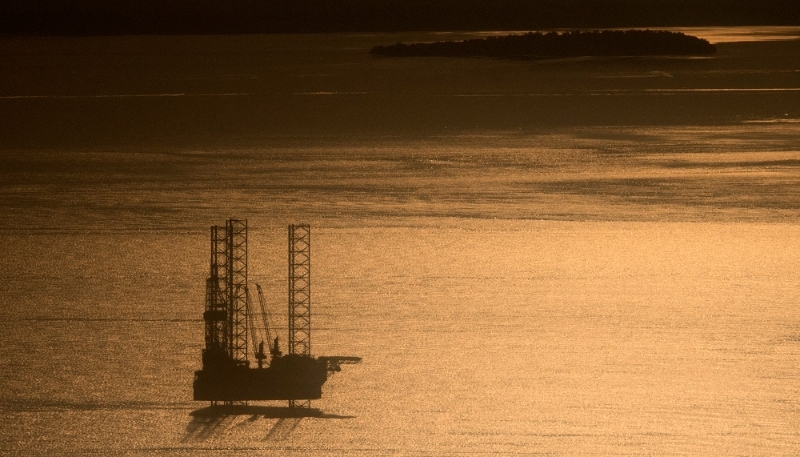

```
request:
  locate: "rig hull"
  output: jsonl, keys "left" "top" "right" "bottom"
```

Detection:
{"left": 193, "top": 355, "right": 328, "bottom": 401}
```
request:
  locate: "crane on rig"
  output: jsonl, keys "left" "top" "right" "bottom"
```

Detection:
{"left": 193, "top": 220, "right": 361, "bottom": 409}
{"left": 249, "top": 284, "right": 278, "bottom": 369}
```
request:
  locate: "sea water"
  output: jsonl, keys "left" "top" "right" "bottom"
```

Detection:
{"left": 1, "top": 28, "right": 800, "bottom": 456}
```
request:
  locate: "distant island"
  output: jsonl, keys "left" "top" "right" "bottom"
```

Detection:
{"left": 370, "top": 30, "right": 717, "bottom": 59}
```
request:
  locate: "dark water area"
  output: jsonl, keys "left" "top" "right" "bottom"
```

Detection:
{"left": 2, "top": 30, "right": 800, "bottom": 230}
{"left": 4, "top": 0, "right": 800, "bottom": 35}
{"left": 1, "top": 31, "right": 799, "bottom": 151}
{"left": 1, "top": 28, "right": 800, "bottom": 456}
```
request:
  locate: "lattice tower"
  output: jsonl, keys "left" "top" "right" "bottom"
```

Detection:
{"left": 288, "top": 224, "right": 311, "bottom": 357}
{"left": 227, "top": 219, "right": 249, "bottom": 364}
{"left": 204, "top": 225, "right": 229, "bottom": 356}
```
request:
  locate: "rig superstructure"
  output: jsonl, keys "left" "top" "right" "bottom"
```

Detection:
{"left": 193, "top": 220, "right": 360, "bottom": 408}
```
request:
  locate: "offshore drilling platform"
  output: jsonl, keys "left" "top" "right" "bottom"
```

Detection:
{"left": 193, "top": 220, "right": 360, "bottom": 408}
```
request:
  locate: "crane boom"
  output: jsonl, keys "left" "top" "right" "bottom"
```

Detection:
{"left": 255, "top": 284, "right": 273, "bottom": 349}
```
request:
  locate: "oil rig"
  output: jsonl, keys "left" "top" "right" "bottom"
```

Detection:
{"left": 193, "top": 220, "right": 360, "bottom": 408}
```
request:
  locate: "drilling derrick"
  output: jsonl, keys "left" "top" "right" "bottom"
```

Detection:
{"left": 202, "top": 225, "right": 230, "bottom": 372}
{"left": 193, "top": 220, "right": 361, "bottom": 406}
{"left": 227, "top": 220, "right": 248, "bottom": 366}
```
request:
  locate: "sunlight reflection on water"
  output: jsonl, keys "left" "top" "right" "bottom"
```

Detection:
{"left": 667, "top": 26, "right": 800, "bottom": 43}
{"left": 1, "top": 28, "right": 800, "bottom": 456}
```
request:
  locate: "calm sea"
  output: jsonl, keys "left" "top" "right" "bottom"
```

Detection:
{"left": 1, "top": 27, "right": 800, "bottom": 456}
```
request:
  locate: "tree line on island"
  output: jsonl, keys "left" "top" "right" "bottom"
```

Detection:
{"left": 370, "top": 30, "right": 717, "bottom": 59}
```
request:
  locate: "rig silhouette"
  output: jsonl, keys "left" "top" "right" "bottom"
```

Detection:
{"left": 193, "top": 220, "right": 360, "bottom": 409}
